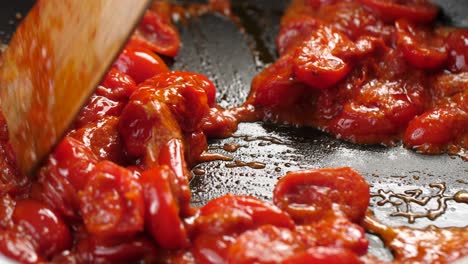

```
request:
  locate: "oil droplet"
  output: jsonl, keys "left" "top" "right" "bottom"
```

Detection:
{"left": 199, "top": 151, "right": 234, "bottom": 162}
{"left": 454, "top": 190, "right": 468, "bottom": 203}
{"left": 192, "top": 168, "right": 205, "bottom": 175}
{"left": 223, "top": 143, "right": 241, "bottom": 152}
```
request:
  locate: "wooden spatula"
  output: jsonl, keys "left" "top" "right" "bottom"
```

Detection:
{"left": 0, "top": 0, "right": 152, "bottom": 175}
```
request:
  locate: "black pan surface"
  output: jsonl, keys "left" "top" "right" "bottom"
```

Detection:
{"left": 1, "top": 0, "right": 467, "bottom": 262}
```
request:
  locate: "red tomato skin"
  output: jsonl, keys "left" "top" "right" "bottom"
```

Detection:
{"left": 357, "top": 0, "right": 439, "bottom": 23}
{"left": 193, "top": 194, "right": 294, "bottom": 237}
{"left": 140, "top": 166, "right": 189, "bottom": 249}
{"left": 75, "top": 95, "right": 124, "bottom": 128}
{"left": 79, "top": 161, "right": 144, "bottom": 238}
{"left": 114, "top": 46, "right": 169, "bottom": 84}
{"left": 281, "top": 247, "right": 363, "bottom": 264}
{"left": 69, "top": 116, "right": 125, "bottom": 164}
{"left": 72, "top": 236, "right": 158, "bottom": 263}
{"left": 192, "top": 234, "right": 235, "bottom": 264}
{"left": 97, "top": 68, "right": 137, "bottom": 101}
{"left": 12, "top": 199, "right": 72, "bottom": 257}
{"left": 446, "top": 29, "right": 468, "bottom": 72}
{"left": 293, "top": 27, "right": 353, "bottom": 90}
{"left": 227, "top": 225, "right": 306, "bottom": 264}
{"left": 133, "top": 10, "right": 180, "bottom": 57}
{"left": 34, "top": 137, "right": 98, "bottom": 220}
{"left": 250, "top": 53, "right": 309, "bottom": 108}
{"left": 404, "top": 106, "right": 468, "bottom": 152}
{"left": 138, "top": 71, "right": 213, "bottom": 132}
{"left": 395, "top": 19, "right": 448, "bottom": 70}
{"left": 273, "top": 167, "right": 369, "bottom": 224}
{"left": 296, "top": 215, "right": 369, "bottom": 256}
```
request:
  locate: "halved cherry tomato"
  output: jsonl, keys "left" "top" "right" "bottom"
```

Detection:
{"left": 296, "top": 214, "right": 369, "bottom": 255}
{"left": 12, "top": 199, "right": 72, "bottom": 257}
{"left": 193, "top": 194, "right": 294, "bottom": 236}
{"left": 293, "top": 27, "right": 354, "bottom": 90}
{"left": 250, "top": 53, "right": 309, "bottom": 108}
{"left": 358, "top": 0, "right": 438, "bottom": 23}
{"left": 118, "top": 89, "right": 182, "bottom": 166}
{"left": 133, "top": 10, "right": 180, "bottom": 57}
{"left": 97, "top": 68, "right": 137, "bottom": 101}
{"left": 446, "top": 29, "right": 468, "bottom": 73}
{"left": 79, "top": 161, "right": 144, "bottom": 237}
{"left": 273, "top": 167, "right": 369, "bottom": 223}
{"left": 72, "top": 236, "right": 158, "bottom": 263}
{"left": 137, "top": 72, "right": 213, "bottom": 132}
{"left": 34, "top": 137, "right": 98, "bottom": 219}
{"left": 158, "top": 138, "right": 192, "bottom": 216}
{"left": 227, "top": 225, "right": 306, "bottom": 264}
{"left": 395, "top": 19, "right": 447, "bottom": 70}
{"left": 69, "top": 116, "right": 125, "bottom": 164}
{"left": 192, "top": 234, "right": 236, "bottom": 264}
{"left": 114, "top": 46, "right": 169, "bottom": 84}
{"left": 140, "top": 166, "right": 189, "bottom": 249}
{"left": 404, "top": 106, "right": 468, "bottom": 153}
{"left": 281, "top": 247, "right": 363, "bottom": 264}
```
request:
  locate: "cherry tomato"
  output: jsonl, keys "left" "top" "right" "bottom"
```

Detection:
{"left": 273, "top": 167, "right": 369, "bottom": 223}
{"left": 138, "top": 72, "right": 213, "bottom": 131}
{"left": 12, "top": 199, "right": 72, "bottom": 257}
{"left": 140, "top": 166, "right": 189, "bottom": 249}
{"left": 48, "top": 136, "right": 98, "bottom": 191}
{"left": 250, "top": 53, "right": 309, "bottom": 108}
{"left": 184, "top": 131, "right": 208, "bottom": 166}
{"left": 69, "top": 116, "right": 125, "bottom": 164}
{"left": 118, "top": 86, "right": 182, "bottom": 166}
{"left": 133, "top": 10, "right": 180, "bottom": 57}
{"left": 358, "top": 0, "right": 439, "bottom": 23}
{"left": 281, "top": 247, "right": 363, "bottom": 264}
{"left": 200, "top": 108, "right": 239, "bottom": 139}
{"left": 293, "top": 27, "right": 353, "bottom": 90}
{"left": 446, "top": 29, "right": 468, "bottom": 72}
{"left": 193, "top": 194, "right": 294, "bottom": 236}
{"left": 227, "top": 225, "right": 306, "bottom": 264}
{"left": 96, "top": 68, "right": 137, "bottom": 101}
{"left": 0, "top": 230, "right": 40, "bottom": 264}
{"left": 158, "top": 138, "right": 192, "bottom": 216}
{"left": 73, "top": 236, "right": 158, "bottom": 263}
{"left": 296, "top": 215, "right": 369, "bottom": 255}
{"left": 395, "top": 19, "right": 447, "bottom": 70}
{"left": 404, "top": 106, "right": 468, "bottom": 153}
{"left": 34, "top": 137, "right": 98, "bottom": 219}
{"left": 75, "top": 95, "right": 124, "bottom": 128}
{"left": 79, "top": 161, "right": 144, "bottom": 237}
{"left": 114, "top": 46, "right": 169, "bottom": 84}
{"left": 192, "top": 234, "right": 236, "bottom": 264}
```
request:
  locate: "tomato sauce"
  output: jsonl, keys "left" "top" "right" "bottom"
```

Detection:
{"left": 245, "top": 0, "right": 467, "bottom": 158}
{"left": 0, "top": 0, "right": 467, "bottom": 263}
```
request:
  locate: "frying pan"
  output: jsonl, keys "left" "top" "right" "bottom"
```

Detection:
{"left": 1, "top": 0, "right": 467, "bottom": 262}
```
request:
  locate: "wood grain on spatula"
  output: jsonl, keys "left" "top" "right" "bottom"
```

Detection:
{"left": 0, "top": 0, "right": 151, "bottom": 175}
